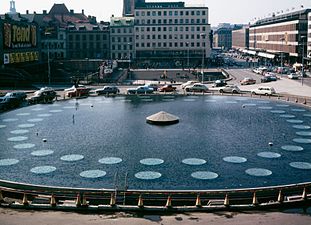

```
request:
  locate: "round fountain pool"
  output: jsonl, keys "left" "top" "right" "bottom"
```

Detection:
{"left": 0, "top": 95, "right": 311, "bottom": 190}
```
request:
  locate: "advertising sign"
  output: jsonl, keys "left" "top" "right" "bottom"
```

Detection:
{"left": 3, "top": 51, "right": 39, "bottom": 64}
{"left": 3, "top": 22, "right": 37, "bottom": 49}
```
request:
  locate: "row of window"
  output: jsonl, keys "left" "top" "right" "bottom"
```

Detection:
{"left": 111, "top": 28, "right": 133, "bottom": 34}
{"left": 135, "top": 18, "right": 207, "bottom": 25}
{"left": 41, "top": 43, "right": 65, "bottom": 49}
{"left": 135, "top": 26, "right": 206, "bottom": 32}
{"left": 68, "top": 34, "right": 108, "bottom": 41}
{"left": 135, "top": 42, "right": 206, "bottom": 48}
{"left": 68, "top": 43, "right": 108, "bottom": 49}
{"left": 135, "top": 33, "right": 206, "bottom": 40}
{"left": 135, "top": 10, "right": 207, "bottom": 17}
{"left": 110, "top": 42, "right": 205, "bottom": 50}
{"left": 111, "top": 37, "right": 133, "bottom": 43}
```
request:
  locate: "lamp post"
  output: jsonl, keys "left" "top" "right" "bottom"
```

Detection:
{"left": 127, "top": 42, "right": 131, "bottom": 80}
{"left": 186, "top": 42, "right": 190, "bottom": 71}
{"left": 280, "top": 37, "right": 285, "bottom": 68}
{"left": 301, "top": 36, "right": 306, "bottom": 86}
{"left": 200, "top": 33, "right": 206, "bottom": 84}
{"left": 45, "top": 32, "right": 51, "bottom": 85}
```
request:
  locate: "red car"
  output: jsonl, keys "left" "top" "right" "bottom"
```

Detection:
{"left": 240, "top": 77, "right": 256, "bottom": 85}
{"left": 66, "top": 87, "right": 90, "bottom": 97}
{"left": 158, "top": 84, "right": 177, "bottom": 92}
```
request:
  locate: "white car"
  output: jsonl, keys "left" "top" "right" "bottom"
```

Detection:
{"left": 185, "top": 83, "right": 208, "bottom": 92}
{"left": 64, "top": 84, "right": 86, "bottom": 92}
{"left": 288, "top": 73, "right": 299, "bottom": 79}
{"left": 219, "top": 85, "right": 241, "bottom": 94}
{"left": 181, "top": 81, "right": 197, "bottom": 89}
{"left": 251, "top": 87, "right": 276, "bottom": 96}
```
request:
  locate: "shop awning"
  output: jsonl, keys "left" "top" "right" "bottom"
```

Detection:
{"left": 258, "top": 52, "right": 275, "bottom": 59}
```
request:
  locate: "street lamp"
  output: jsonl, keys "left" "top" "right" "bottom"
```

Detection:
{"left": 301, "top": 36, "right": 306, "bottom": 86}
{"left": 127, "top": 42, "right": 131, "bottom": 80}
{"left": 45, "top": 32, "right": 51, "bottom": 85}
{"left": 280, "top": 37, "right": 285, "bottom": 68}
{"left": 186, "top": 42, "right": 190, "bottom": 71}
{"left": 200, "top": 33, "right": 206, "bottom": 84}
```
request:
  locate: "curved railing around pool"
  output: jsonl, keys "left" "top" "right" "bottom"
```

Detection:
{"left": 0, "top": 178, "right": 310, "bottom": 212}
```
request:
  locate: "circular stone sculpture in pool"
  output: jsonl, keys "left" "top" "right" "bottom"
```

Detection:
{"left": 146, "top": 111, "right": 179, "bottom": 125}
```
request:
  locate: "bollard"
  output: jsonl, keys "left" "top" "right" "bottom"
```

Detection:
{"left": 0, "top": 190, "right": 4, "bottom": 203}
{"left": 303, "top": 98, "right": 307, "bottom": 105}
{"left": 302, "top": 187, "right": 307, "bottom": 200}
{"left": 224, "top": 194, "right": 230, "bottom": 207}
{"left": 295, "top": 98, "right": 298, "bottom": 103}
{"left": 252, "top": 192, "right": 258, "bottom": 206}
{"left": 277, "top": 190, "right": 283, "bottom": 203}
{"left": 138, "top": 194, "right": 144, "bottom": 208}
{"left": 165, "top": 195, "right": 172, "bottom": 208}
{"left": 50, "top": 193, "right": 56, "bottom": 207}
{"left": 195, "top": 194, "right": 202, "bottom": 208}
{"left": 82, "top": 194, "right": 88, "bottom": 207}
{"left": 22, "top": 193, "right": 29, "bottom": 206}
{"left": 286, "top": 97, "right": 289, "bottom": 101}
{"left": 110, "top": 193, "right": 116, "bottom": 207}
{"left": 75, "top": 193, "right": 81, "bottom": 207}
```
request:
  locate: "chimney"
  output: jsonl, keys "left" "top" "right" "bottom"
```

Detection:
{"left": 43, "top": 10, "right": 47, "bottom": 15}
{"left": 26, "top": 10, "right": 29, "bottom": 14}
{"left": 70, "top": 9, "right": 74, "bottom": 14}
{"left": 82, "top": 9, "right": 84, "bottom": 15}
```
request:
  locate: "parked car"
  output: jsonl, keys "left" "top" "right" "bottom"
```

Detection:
{"left": 212, "top": 79, "right": 227, "bottom": 87}
{"left": 95, "top": 86, "right": 120, "bottom": 95}
{"left": 181, "top": 80, "right": 197, "bottom": 89}
{"left": 4, "top": 91, "right": 27, "bottom": 101}
{"left": 66, "top": 87, "right": 90, "bottom": 98}
{"left": 28, "top": 88, "right": 57, "bottom": 104}
{"left": 0, "top": 96, "right": 21, "bottom": 110}
{"left": 185, "top": 83, "right": 209, "bottom": 92}
{"left": 144, "top": 83, "right": 159, "bottom": 91}
{"left": 127, "top": 86, "right": 154, "bottom": 94}
{"left": 288, "top": 73, "right": 299, "bottom": 79}
{"left": 251, "top": 86, "right": 276, "bottom": 96}
{"left": 158, "top": 84, "right": 177, "bottom": 92}
{"left": 64, "top": 84, "right": 86, "bottom": 92}
{"left": 261, "top": 75, "right": 277, "bottom": 83}
{"left": 240, "top": 77, "right": 256, "bottom": 85}
{"left": 219, "top": 85, "right": 241, "bottom": 94}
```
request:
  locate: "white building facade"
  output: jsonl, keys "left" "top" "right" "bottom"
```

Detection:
{"left": 308, "top": 12, "right": 311, "bottom": 59}
{"left": 134, "top": 2, "right": 211, "bottom": 63}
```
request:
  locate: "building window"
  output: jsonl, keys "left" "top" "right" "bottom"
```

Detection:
{"left": 147, "top": 27, "right": 150, "bottom": 31}
{"left": 103, "top": 35, "right": 107, "bottom": 40}
{"left": 142, "top": 11, "right": 145, "bottom": 16}
{"left": 158, "top": 42, "right": 162, "bottom": 47}
{"left": 174, "top": 11, "right": 178, "bottom": 16}
{"left": 202, "top": 10, "right": 206, "bottom": 15}
{"left": 147, "top": 11, "right": 150, "bottom": 16}
{"left": 180, "top": 19, "right": 183, "bottom": 24}
{"left": 163, "top": 42, "right": 167, "bottom": 47}
{"left": 175, "top": 19, "right": 178, "bottom": 23}
{"left": 197, "top": 27, "right": 200, "bottom": 32}
{"left": 158, "top": 34, "right": 161, "bottom": 39}
{"left": 196, "top": 11, "right": 200, "bottom": 16}
{"left": 158, "top": 11, "right": 162, "bottom": 16}
{"left": 164, "top": 11, "right": 167, "bottom": 16}
{"left": 112, "top": 37, "right": 115, "bottom": 42}
{"left": 158, "top": 19, "right": 161, "bottom": 24}
{"left": 152, "top": 27, "right": 156, "bottom": 31}
{"left": 169, "top": 11, "right": 172, "bottom": 16}
{"left": 136, "top": 11, "right": 139, "bottom": 16}
{"left": 180, "top": 11, "right": 183, "bottom": 16}
{"left": 152, "top": 11, "right": 156, "bottom": 16}
{"left": 191, "top": 11, "right": 195, "bottom": 16}
{"left": 186, "top": 11, "right": 189, "bottom": 16}
{"left": 196, "top": 19, "right": 200, "bottom": 23}
{"left": 158, "top": 27, "right": 161, "bottom": 32}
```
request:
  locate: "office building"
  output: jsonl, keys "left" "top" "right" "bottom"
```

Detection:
{"left": 249, "top": 9, "right": 310, "bottom": 63}
{"left": 134, "top": 1, "right": 211, "bottom": 63}
{"left": 232, "top": 27, "right": 249, "bottom": 50}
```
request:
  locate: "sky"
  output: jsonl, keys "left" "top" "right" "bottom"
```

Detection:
{"left": 1, "top": 0, "right": 311, "bottom": 26}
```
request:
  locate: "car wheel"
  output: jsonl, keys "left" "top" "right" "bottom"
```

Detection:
{"left": 219, "top": 89, "right": 224, "bottom": 93}
{"left": 251, "top": 92, "right": 256, "bottom": 95}
{"left": 186, "top": 88, "right": 190, "bottom": 92}
{"left": 265, "top": 93, "right": 269, "bottom": 96}
{"left": 233, "top": 90, "right": 238, "bottom": 94}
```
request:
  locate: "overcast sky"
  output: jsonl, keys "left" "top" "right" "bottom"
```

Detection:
{"left": 1, "top": 0, "right": 311, "bottom": 26}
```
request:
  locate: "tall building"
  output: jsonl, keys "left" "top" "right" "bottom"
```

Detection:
{"left": 123, "top": 0, "right": 145, "bottom": 16}
{"left": 232, "top": 27, "right": 249, "bottom": 50}
{"left": 134, "top": 1, "right": 211, "bottom": 63}
{"left": 110, "top": 16, "right": 134, "bottom": 60}
{"left": 213, "top": 27, "right": 232, "bottom": 50}
{"left": 249, "top": 9, "right": 310, "bottom": 64}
